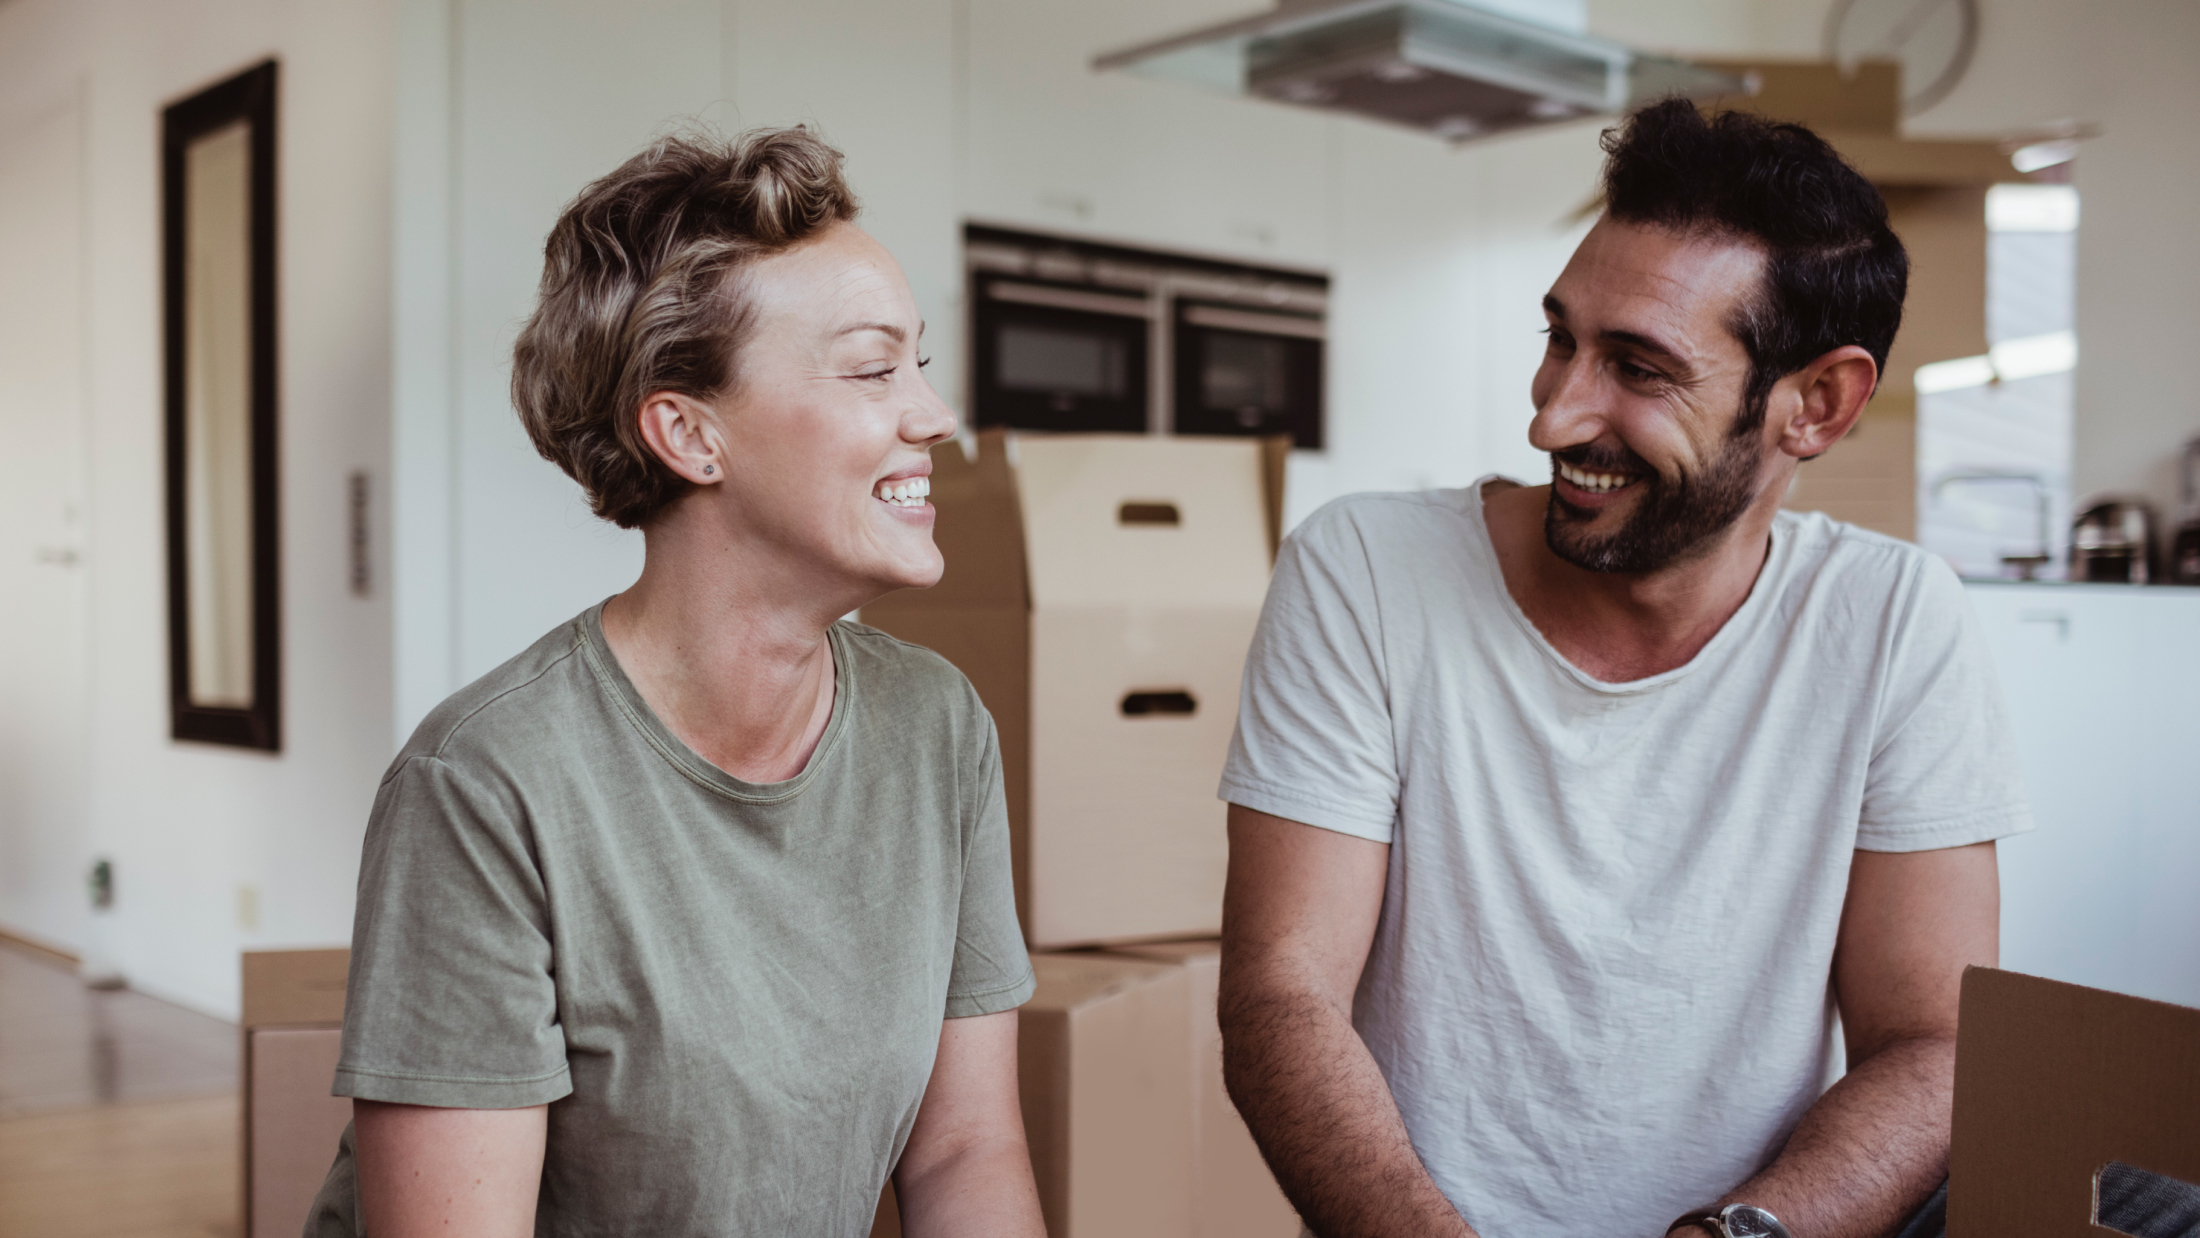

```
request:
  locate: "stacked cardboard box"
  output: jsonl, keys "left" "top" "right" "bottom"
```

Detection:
{"left": 863, "top": 431, "right": 1300, "bottom": 1235}
{"left": 862, "top": 431, "right": 1284, "bottom": 949}
{"left": 239, "top": 948, "right": 353, "bottom": 1238}
{"left": 875, "top": 948, "right": 1299, "bottom": 1238}
{"left": 1104, "top": 941, "right": 1302, "bottom": 1237}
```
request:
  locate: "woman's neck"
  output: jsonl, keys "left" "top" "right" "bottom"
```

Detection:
{"left": 600, "top": 518, "right": 845, "bottom": 784}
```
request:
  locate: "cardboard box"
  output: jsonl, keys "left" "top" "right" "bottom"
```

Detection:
{"left": 240, "top": 948, "right": 352, "bottom": 1238}
{"left": 1019, "top": 951, "right": 1197, "bottom": 1236}
{"left": 1107, "top": 940, "right": 1301, "bottom": 1238}
{"left": 876, "top": 946, "right": 1296, "bottom": 1238}
{"left": 863, "top": 432, "right": 1282, "bottom": 948}
{"left": 1950, "top": 966, "right": 2200, "bottom": 1237}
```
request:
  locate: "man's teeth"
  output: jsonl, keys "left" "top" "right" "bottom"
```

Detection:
{"left": 1557, "top": 461, "right": 1636, "bottom": 494}
{"left": 874, "top": 476, "right": 931, "bottom": 507}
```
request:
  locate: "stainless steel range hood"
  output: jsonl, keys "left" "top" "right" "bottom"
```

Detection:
{"left": 1093, "top": 0, "right": 1744, "bottom": 143}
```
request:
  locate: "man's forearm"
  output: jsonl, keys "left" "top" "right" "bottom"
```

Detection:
{"left": 1689, "top": 1035, "right": 1954, "bottom": 1238}
{"left": 1221, "top": 984, "right": 1476, "bottom": 1238}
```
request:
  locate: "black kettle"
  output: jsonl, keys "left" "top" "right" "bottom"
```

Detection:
{"left": 2173, "top": 437, "right": 2200, "bottom": 585}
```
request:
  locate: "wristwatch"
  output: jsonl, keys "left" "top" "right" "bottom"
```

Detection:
{"left": 1667, "top": 1203, "right": 1794, "bottom": 1238}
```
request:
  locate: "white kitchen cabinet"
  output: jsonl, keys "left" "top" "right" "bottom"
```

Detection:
{"left": 1965, "top": 581, "right": 2200, "bottom": 1007}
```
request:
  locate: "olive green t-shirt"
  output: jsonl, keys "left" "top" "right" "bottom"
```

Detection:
{"left": 308, "top": 605, "right": 1034, "bottom": 1237}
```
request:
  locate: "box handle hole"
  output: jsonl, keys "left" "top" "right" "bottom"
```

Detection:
{"left": 1118, "top": 502, "right": 1180, "bottom": 526}
{"left": 1121, "top": 690, "right": 1197, "bottom": 717}
{"left": 2095, "top": 1160, "right": 2200, "bottom": 1238}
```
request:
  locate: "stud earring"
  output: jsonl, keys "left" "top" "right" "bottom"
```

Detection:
{"left": 703, "top": 465, "right": 715, "bottom": 476}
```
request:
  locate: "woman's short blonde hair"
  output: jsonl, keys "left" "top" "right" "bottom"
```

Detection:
{"left": 511, "top": 127, "right": 859, "bottom": 528}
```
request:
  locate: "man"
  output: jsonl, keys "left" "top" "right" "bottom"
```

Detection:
{"left": 1216, "top": 99, "right": 2029, "bottom": 1238}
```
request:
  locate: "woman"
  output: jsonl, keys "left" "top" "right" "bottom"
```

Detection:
{"left": 309, "top": 128, "right": 1043, "bottom": 1237}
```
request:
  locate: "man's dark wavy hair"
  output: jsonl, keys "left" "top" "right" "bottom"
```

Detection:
{"left": 1601, "top": 98, "right": 1909, "bottom": 433}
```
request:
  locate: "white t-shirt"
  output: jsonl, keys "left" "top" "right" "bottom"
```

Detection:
{"left": 1219, "top": 481, "right": 2031, "bottom": 1238}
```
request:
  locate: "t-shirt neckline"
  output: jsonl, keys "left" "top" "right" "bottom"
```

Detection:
{"left": 1465, "top": 475, "right": 1790, "bottom": 696}
{"left": 575, "top": 600, "right": 855, "bottom": 803}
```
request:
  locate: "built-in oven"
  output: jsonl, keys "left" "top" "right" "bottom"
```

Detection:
{"left": 1172, "top": 302, "right": 1323, "bottom": 449}
{"left": 971, "top": 279, "right": 1150, "bottom": 434}
{"left": 967, "top": 225, "right": 1327, "bottom": 445}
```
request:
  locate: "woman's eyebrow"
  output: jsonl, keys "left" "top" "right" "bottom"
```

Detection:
{"left": 834, "top": 319, "right": 927, "bottom": 342}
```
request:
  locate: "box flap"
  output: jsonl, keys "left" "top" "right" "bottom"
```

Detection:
{"left": 1950, "top": 966, "right": 2200, "bottom": 1237}
{"left": 1016, "top": 435, "right": 1272, "bottom": 610}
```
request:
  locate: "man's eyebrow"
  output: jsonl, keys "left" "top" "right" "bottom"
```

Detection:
{"left": 1598, "top": 328, "right": 1689, "bottom": 370}
{"left": 1545, "top": 294, "right": 1690, "bottom": 371}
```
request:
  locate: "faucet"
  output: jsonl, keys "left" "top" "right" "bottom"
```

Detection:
{"left": 1930, "top": 470, "right": 2054, "bottom": 580}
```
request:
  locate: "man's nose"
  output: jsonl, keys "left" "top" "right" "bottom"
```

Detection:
{"left": 1528, "top": 355, "right": 1609, "bottom": 454}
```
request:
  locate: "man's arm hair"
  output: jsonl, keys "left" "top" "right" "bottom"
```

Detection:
{"left": 1218, "top": 804, "right": 1478, "bottom": 1238}
{"left": 1677, "top": 842, "right": 1999, "bottom": 1237}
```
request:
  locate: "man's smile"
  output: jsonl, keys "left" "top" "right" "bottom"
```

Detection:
{"left": 1554, "top": 459, "right": 1640, "bottom": 495}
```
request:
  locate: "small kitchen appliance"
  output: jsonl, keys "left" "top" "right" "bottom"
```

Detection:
{"left": 2071, "top": 500, "right": 2156, "bottom": 584}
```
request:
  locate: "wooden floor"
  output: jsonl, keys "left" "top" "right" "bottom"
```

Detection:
{"left": 0, "top": 939, "right": 240, "bottom": 1238}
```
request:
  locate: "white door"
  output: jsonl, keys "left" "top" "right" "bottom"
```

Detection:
{"left": 0, "top": 96, "right": 92, "bottom": 952}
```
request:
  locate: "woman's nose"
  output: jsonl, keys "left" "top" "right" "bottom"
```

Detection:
{"left": 904, "top": 375, "right": 959, "bottom": 444}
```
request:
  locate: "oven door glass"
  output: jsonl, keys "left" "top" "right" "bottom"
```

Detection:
{"left": 973, "top": 293, "right": 1149, "bottom": 433}
{"left": 1172, "top": 304, "right": 1323, "bottom": 449}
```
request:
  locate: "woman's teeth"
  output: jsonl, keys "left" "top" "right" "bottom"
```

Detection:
{"left": 1557, "top": 461, "right": 1636, "bottom": 494}
{"left": 875, "top": 476, "right": 930, "bottom": 507}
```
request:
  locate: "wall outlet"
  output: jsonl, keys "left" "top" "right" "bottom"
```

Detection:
{"left": 235, "top": 883, "right": 260, "bottom": 933}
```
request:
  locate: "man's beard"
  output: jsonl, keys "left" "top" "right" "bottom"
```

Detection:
{"left": 1543, "top": 430, "right": 1765, "bottom": 574}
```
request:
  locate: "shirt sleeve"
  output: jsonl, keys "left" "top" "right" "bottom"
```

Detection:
{"left": 1856, "top": 557, "right": 2035, "bottom": 852}
{"left": 944, "top": 716, "right": 1035, "bottom": 1019}
{"left": 333, "top": 755, "right": 574, "bottom": 1107}
{"left": 1217, "top": 501, "right": 1401, "bottom": 843}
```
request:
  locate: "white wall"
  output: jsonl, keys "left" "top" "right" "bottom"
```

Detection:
{"left": 0, "top": 0, "right": 396, "bottom": 1017}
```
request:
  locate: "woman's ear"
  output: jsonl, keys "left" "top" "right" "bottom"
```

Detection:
{"left": 635, "top": 391, "right": 725, "bottom": 485}
{"left": 1780, "top": 345, "right": 1879, "bottom": 460}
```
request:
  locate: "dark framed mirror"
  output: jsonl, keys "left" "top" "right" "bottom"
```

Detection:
{"left": 163, "top": 61, "right": 279, "bottom": 750}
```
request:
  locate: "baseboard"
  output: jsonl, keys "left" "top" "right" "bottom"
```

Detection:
{"left": 0, "top": 923, "right": 82, "bottom": 969}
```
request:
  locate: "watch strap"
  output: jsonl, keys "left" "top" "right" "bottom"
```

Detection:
{"left": 1668, "top": 1210, "right": 1724, "bottom": 1236}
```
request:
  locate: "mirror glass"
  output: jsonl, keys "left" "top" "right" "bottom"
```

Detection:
{"left": 182, "top": 119, "right": 254, "bottom": 709}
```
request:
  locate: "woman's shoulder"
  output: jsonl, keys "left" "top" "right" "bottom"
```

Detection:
{"left": 834, "top": 619, "right": 988, "bottom": 720}
{"left": 390, "top": 613, "right": 598, "bottom": 776}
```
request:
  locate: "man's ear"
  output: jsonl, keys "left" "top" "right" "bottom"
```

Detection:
{"left": 1778, "top": 345, "right": 1879, "bottom": 461}
{"left": 635, "top": 391, "right": 725, "bottom": 485}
